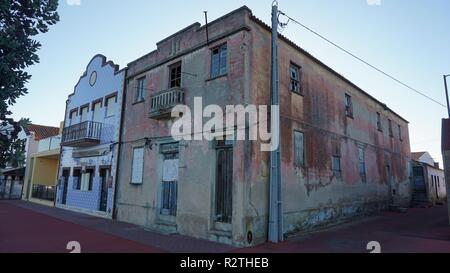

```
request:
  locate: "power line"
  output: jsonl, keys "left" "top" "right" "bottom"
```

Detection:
{"left": 278, "top": 11, "right": 446, "bottom": 108}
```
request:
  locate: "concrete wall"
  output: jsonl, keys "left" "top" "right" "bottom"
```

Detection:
{"left": 247, "top": 15, "right": 411, "bottom": 239}
{"left": 425, "top": 166, "right": 446, "bottom": 203}
{"left": 116, "top": 6, "right": 412, "bottom": 246}
{"left": 56, "top": 55, "right": 125, "bottom": 218}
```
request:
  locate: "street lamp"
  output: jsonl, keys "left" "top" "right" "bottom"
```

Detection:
{"left": 444, "top": 74, "right": 450, "bottom": 118}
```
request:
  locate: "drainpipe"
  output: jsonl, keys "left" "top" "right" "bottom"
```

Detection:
{"left": 112, "top": 68, "right": 128, "bottom": 220}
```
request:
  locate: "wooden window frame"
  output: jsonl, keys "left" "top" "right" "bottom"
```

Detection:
{"left": 289, "top": 62, "right": 302, "bottom": 95}
{"left": 210, "top": 43, "right": 228, "bottom": 79}
{"left": 169, "top": 61, "right": 182, "bottom": 89}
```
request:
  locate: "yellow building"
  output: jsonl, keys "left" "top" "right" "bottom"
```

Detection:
{"left": 24, "top": 124, "right": 62, "bottom": 206}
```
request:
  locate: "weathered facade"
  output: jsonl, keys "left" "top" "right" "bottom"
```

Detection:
{"left": 115, "top": 6, "right": 412, "bottom": 246}
{"left": 412, "top": 152, "right": 446, "bottom": 205}
{"left": 55, "top": 55, "right": 125, "bottom": 218}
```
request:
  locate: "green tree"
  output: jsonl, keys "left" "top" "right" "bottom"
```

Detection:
{"left": 0, "top": 0, "right": 59, "bottom": 168}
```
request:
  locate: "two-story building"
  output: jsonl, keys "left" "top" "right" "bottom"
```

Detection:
{"left": 114, "top": 6, "right": 412, "bottom": 246}
{"left": 55, "top": 55, "right": 125, "bottom": 218}
{"left": 411, "top": 152, "right": 446, "bottom": 205}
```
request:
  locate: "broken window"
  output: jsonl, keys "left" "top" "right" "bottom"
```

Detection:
{"left": 211, "top": 44, "right": 227, "bottom": 78}
{"left": 388, "top": 119, "right": 393, "bottom": 137}
{"left": 358, "top": 146, "right": 366, "bottom": 183}
{"left": 290, "top": 63, "right": 301, "bottom": 94}
{"left": 294, "top": 131, "right": 305, "bottom": 166}
{"left": 215, "top": 139, "right": 233, "bottom": 223}
{"left": 169, "top": 62, "right": 182, "bottom": 88}
{"left": 345, "top": 94, "right": 353, "bottom": 117}
{"left": 376, "top": 112, "right": 383, "bottom": 132}
{"left": 135, "top": 77, "right": 146, "bottom": 103}
{"left": 332, "top": 140, "right": 342, "bottom": 178}
{"left": 131, "top": 147, "right": 144, "bottom": 184}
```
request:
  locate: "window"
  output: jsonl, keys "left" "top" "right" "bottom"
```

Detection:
{"left": 92, "top": 101, "right": 102, "bottom": 122}
{"left": 211, "top": 44, "right": 227, "bottom": 78}
{"left": 358, "top": 146, "right": 366, "bottom": 182}
{"left": 376, "top": 112, "right": 383, "bottom": 131}
{"left": 80, "top": 168, "right": 94, "bottom": 191}
{"left": 105, "top": 95, "right": 117, "bottom": 117}
{"left": 171, "top": 38, "right": 181, "bottom": 55}
{"left": 169, "top": 62, "right": 182, "bottom": 88}
{"left": 131, "top": 147, "right": 144, "bottom": 184}
{"left": 345, "top": 94, "right": 353, "bottom": 117}
{"left": 294, "top": 131, "right": 305, "bottom": 166}
{"left": 135, "top": 77, "right": 146, "bottom": 103}
{"left": 73, "top": 169, "right": 82, "bottom": 190}
{"left": 388, "top": 119, "right": 393, "bottom": 137}
{"left": 290, "top": 63, "right": 301, "bottom": 94}
{"left": 398, "top": 125, "right": 403, "bottom": 141}
{"left": 69, "top": 110, "right": 77, "bottom": 126}
{"left": 80, "top": 106, "right": 89, "bottom": 123}
{"left": 332, "top": 141, "right": 342, "bottom": 177}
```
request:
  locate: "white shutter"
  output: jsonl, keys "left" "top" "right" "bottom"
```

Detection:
{"left": 162, "top": 159, "right": 179, "bottom": 182}
{"left": 93, "top": 102, "right": 102, "bottom": 122}
{"left": 131, "top": 147, "right": 144, "bottom": 184}
{"left": 106, "top": 96, "right": 117, "bottom": 117}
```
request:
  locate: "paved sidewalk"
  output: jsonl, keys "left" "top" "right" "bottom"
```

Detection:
{"left": 2, "top": 200, "right": 450, "bottom": 253}
{"left": 235, "top": 205, "right": 450, "bottom": 253}
{"left": 0, "top": 200, "right": 233, "bottom": 253}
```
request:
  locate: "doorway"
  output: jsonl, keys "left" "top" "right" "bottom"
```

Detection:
{"left": 215, "top": 139, "right": 233, "bottom": 223}
{"left": 99, "top": 167, "right": 110, "bottom": 212}
{"left": 160, "top": 143, "right": 179, "bottom": 216}
{"left": 61, "top": 169, "right": 70, "bottom": 205}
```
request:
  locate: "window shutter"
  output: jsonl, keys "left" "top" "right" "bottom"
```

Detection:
{"left": 131, "top": 147, "right": 144, "bottom": 184}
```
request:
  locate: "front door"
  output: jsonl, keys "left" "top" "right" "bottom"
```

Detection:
{"left": 99, "top": 167, "right": 110, "bottom": 212}
{"left": 215, "top": 140, "right": 233, "bottom": 223}
{"left": 161, "top": 152, "right": 179, "bottom": 216}
{"left": 413, "top": 166, "right": 427, "bottom": 201}
{"left": 61, "top": 169, "right": 70, "bottom": 205}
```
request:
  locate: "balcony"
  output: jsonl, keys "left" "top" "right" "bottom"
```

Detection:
{"left": 61, "top": 121, "right": 102, "bottom": 147}
{"left": 149, "top": 87, "right": 185, "bottom": 119}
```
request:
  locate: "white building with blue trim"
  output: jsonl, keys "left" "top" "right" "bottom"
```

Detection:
{"left": 55, "top": 55, "right": 125, "bottom": 218}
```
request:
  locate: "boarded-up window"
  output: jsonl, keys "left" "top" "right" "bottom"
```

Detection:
{"left": 105, "top": 95, "right": 117, "bottom": 117}
{"left": 211, "top": 44, "right": 227, "bottom": 78}
{"left": 92, "top": 101, "right": 102, "bottom": 122}
{"left": 80, "top": 106, "right": 89, "bottom": 122}
{"left": 376, "top": 112, "right": 383, "bottom": 131}
{"left": 131, "top": 147, "right": 144, "bottom": 184}
{"left": 345, "top": 94, "right": 353, "bottom": 117}
{"left": 294, "top": 131, "right": 304, "bottom": 166}
{"left": 358, "top": 146, "right": 366, "bottom": 182}
{"left": 135, "top": 77, "right": 146, "bottom": 103}
{"left": 388, "top": 119, "right": 393, "bottom": 137}
{"left": 332, "top": 140, "right": 341, "bottom": 177}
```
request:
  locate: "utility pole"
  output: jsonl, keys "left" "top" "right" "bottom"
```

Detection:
{"left": 441, "top": 74, "right": 450, "bottom": 225}
{"left": 268, "top": 0, "right": 283, "bottom": 243}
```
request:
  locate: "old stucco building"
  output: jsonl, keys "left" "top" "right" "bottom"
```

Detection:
{"left": 115, "top": 6, "right": 412, "bottom": 246}
{"left": 55, "top": 55, "right": 125, "bottom": 218}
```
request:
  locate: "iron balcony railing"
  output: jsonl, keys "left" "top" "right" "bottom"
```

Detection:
{"left": 61, "top": 121, "right": 102, "bottom": 147}
{"left": 149, "top": 87, "right": 185, "bottom": 119}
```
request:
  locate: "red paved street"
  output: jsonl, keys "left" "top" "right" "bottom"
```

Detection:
{"left": 1, "top": 200, "right": 450, "bottom": 253}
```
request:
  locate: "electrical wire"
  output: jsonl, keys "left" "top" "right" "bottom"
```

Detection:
{"left": 278, "top": 10, "right": 446, "bottom": 108}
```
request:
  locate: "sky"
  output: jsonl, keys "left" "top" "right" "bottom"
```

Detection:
{"left": 10, "top": 0, "right": 450, "bottom": 164}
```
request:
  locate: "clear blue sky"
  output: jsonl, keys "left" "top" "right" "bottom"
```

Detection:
{"left": 11, "top": 0, "right": 450, "bottom": 164}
